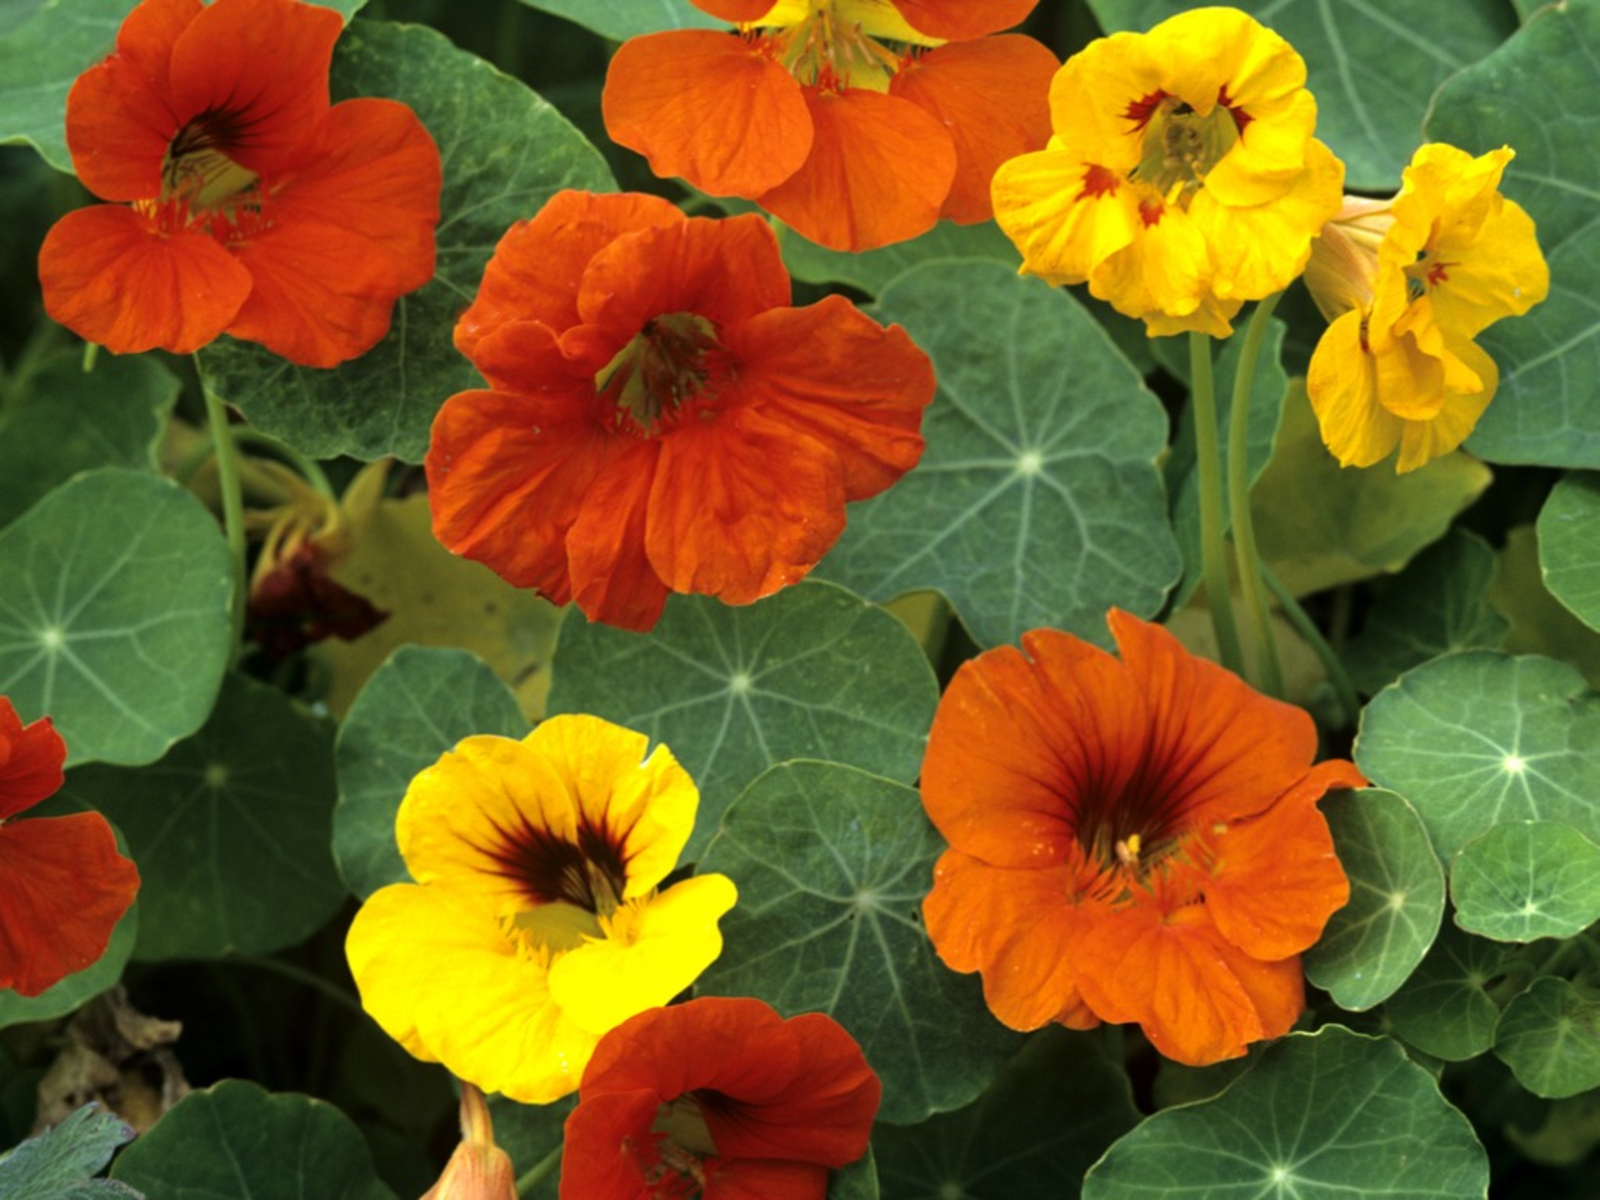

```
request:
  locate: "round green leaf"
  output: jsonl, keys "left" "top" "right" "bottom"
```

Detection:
{"left": 874, "top": 1028, "right": 1138, "bottom": 1200}
{"left": 695, "top": 761, "right": 1021, "bottom": 1124}
{"left": 0, "top": 468, "right": 232, "bottom": 767}
{"left": 820, "top": 261, "right": 1181, "bottom": 649}
{"left": 1384, "top": 921, "right": 1511, "bottom": 1061}
{"left": 781, "top": 217, "right": 1019, "bottom": 296}
{"left": 1451, "top": 821, "right": 1600, "bottom": 943}
{"left": 1537, "top": 473, "right": 1600, "bottom": 632}
{"left": 62, "top": 674, "right": 346, "bottom": 960}
{"left": 1494, "top": 977, "right": 1600, "bottom": 1100}
{"left": 1082, "top": 1026, "right": 1488, "bottom": 1200}
{"left": 515, "top": 0, "right": 719, "bottom": 40}
{"left": 198, "top": 18, "right": 614, "bottom": 462}
{"left": 334, "top": 646, "right": 526, "bottom": 899}
{"left": 1304, "top": 788, "right": 1446, "bottom": 1012}
{"left": 548, "top": 580, "right": 939, "bottom": 859}
{"left": 1355, "top": 651, "right": 1600, "bottom": 860}
{"left": 111, "top": 1080, "right": 395, "bottom": 1200}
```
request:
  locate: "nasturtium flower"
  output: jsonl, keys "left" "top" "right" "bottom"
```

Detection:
{"left": 422, "top": 1083, "right": 515, "bottom": 1200}
{"left": 1305, "top": 144, "right": 1549, "bottom": 472}
{"left": 991, "top": 6, "right": 1343, "bottom": 336}
{"left": 920, "top": 611, "right": 1364, "bottom": 1066}
{"left": 38, "top": 0, "right": 441, "bottom": 366}
{"left": 345, "top": 714, "right": 737, "bottom": 1103}
{"left": 427, "top": 189, "right": 934, "bottom": 632}
{"left": 561, "top": 997, "right": 880, "bottom": 1200}
{"left": 0, "top": 699, "right": 139, "bottom": 997}
{"left": 602, "top": 0, "right": 1057, "bottom": 251}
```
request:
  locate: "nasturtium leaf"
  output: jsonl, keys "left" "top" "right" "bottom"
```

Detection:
{"left": 1082, "top": 1026, "right": 1488, "bottom": 1200}
{"left": 875, "top": 1027, "right": 1138, "bottom": 1199}
{"left": 334, "top": 646, "right": 526, "bottom": 899}
{"left": 0, "top": 0, "right": 45, "bottom": 38}
{"left": 548, "top": 581, "right": 939, "bottom": 859}
{"left": 198, "top": 19, "right": 614, "bottom": 463}
{"left": 1494, "top": 977, "right": 1600, "bottom": 1099}
{"left": 0, "top": 353, "right": 177, "bottom": 530}
{"left": 1490, "top": 524, "right": 1600, "bottom": 688}
{"left": 828, "top": 1150, "right": 879, "bottom": 1200}
{"left": 1344, "top": 530, "right": 1508, "bottom": 696}
{"left": 1451, "top": 821, "right": 1600, "bottom": 943}
{"left": 63, "top": 674, "right": 345, "bottom": 960}
{"left": 1536, "top": 473, "right": 1600, "bottom": 632}
{"left": 1356, "top": 651, "right": 1600, "bottom": 860}
{"left": 1428, "top": 0, "right": 1600, "bottom": 468}
{"left": 1384, "top": 921, "right": 1513, "bottom": 1061}
{"left": 111, "top": 1080, "right": 395, "bottom": 1200}
{"left": 0, "top": 1103, "right": 139, "bottom": 1200}
{"left": 0, "top": 0, "right": 366, "bottom": 172}
{"left": 695, "top": 762, "right": 1021, "bottom": 1124}
{"left": 1304, "top": 788, "right": 1446, "bottom": 1012}
{"left": 818, "top": 260, "right": 1180, "bottom": 649}
{"left": 781, "top": 218, "right": 1020, "bottom": 296}
{"left": 0, "top": 468, "right": 232, "bottom": 767}
{"left": 515, "top": 0, "right": 719, "bottom": 40}
{"left": 1086, "top": 0, "right": 1515, "bottom": 190}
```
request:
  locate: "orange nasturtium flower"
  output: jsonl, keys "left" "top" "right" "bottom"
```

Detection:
{"left": 345, "top": 715, "right": 737, "bottom": 1103}
{"left": 427, "top": 189, "right": 934, "bottom": 632}
{"left": 0, "top": 699, "right": 140, "bottom": 997}
{"left": 991, "top": 6, "right": 1344, "bottom": 336}
{"left": 1304, "top": 144, "right": 1549, "bottom": 473}
{"left": 561, "top": 997, "right": 880, "bottom": 1200}
{"left": 38, "top": 0, "right": 441, "bottom": 366}
{"left": 602, "top": 0, "right": 1057, "bottom": 251}
{"left": 920, "top": 611, "right": 1365, "bottom": 1066}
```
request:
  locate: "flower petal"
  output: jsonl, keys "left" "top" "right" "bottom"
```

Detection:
{"left": 991, "top": 148, "right": 1140, "bottom": 287}
{"left": 565, "top": 440, "right": 673, "bottom": 632}
{"left": 0, "top": 700, "right": 66, "bottom": 821}
{"left": 892, "top": 0, "right": 1038, "bottom": 39}
{"left": 1307, "top": 308, "right": 1403, "bottom": 469}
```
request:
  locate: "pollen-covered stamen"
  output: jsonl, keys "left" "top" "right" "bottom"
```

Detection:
{"left": 764, "top": 6, "right": 902, "bottom": 93}
{"left": 596, "top": 312, "right": 730, "bottom": 437}
{"left": 1130, "top": 95, "right": 1242, "bottom": 203}
{"left": 626, "top": 1094, "right": 719, "bottom": 1198}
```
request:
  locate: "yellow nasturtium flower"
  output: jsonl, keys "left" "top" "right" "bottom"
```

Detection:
{"left": 991, "top": 6, "right": 1343, "bottom": 336}
{"left": 345, "top": 714, "right": 737, "bottom": 1103}
{"left": 1305, "top": 144, "right": 1549, "bottom": 473}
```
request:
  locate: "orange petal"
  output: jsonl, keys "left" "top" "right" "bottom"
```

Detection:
{"left": 893, "top": 0, "right": 1039, "bottom": 38}
{"left": 690, "top": 0, "right": 773, "bottom": 19}
{"left": 566, "top": 441, "right": 672, "bottom": 631}
{"left": 890, "top": 36, "right": 1058, "bottom": 224}
{"left": 226, "top": 98, "right": 441, "bottom": 367}
{"left": 603, "top": 31, "right": 813, "bottom": 198}
{"left": 38, "top": 204, "right": 252, "bottom": 355}
{"left": 724, "top": 294, "right": 931, "bottom": 499}
{"left": 755, "top": 87, "right": 954, "bottom": 252}
{"left": 0, "top": 814, "right": 139, "bottom": 997}
{"left": 0, "top": 701, "right": 66, "bottom": 821}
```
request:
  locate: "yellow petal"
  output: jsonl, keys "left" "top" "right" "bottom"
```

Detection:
{"left": 1307, "top": 309, "right": 1402, "bottom": 469}
{"left": 1088, "top": 200, "right": 1212, "bottom": 325}
{"left": 992, "top": 148, "right": 1140, "bottom": 287}
{"left": 1394, "top": 337, "right": 1498, "bottom": 474}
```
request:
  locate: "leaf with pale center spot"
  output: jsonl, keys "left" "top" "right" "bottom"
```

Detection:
{"left": 1494, "top": 976, "right": 1600, "bottom": 1100}
{"left": 1451, "top": 820, "right": 1600, "bottom": 943}
{"left": 1384, "top": 922, "right": 1514, "bottom": 1061}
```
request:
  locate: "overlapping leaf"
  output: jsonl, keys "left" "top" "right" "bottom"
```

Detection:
{"left": 515, "top": 0, "right": 719, "bottom": 40}
{"left": 1451, "top": 821, "right": 1600, "bottom": 942}
{"left": 1537, "top": 473, "right": 1600, "bottom": 631}
{"left": 0, "top": 1103, "right": 139, "bottom": 1200}
{"left": 1384, "top": 922, "right": 1513, "bottom": 1061}
{"left": 1494, "top": 977, "right": 1600, "bottom": 1099}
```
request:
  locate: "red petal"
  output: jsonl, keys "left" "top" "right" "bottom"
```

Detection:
{"left": 0, "top": 701, "right": 66, "bottom": 821}
{"left": 755, "top": 87, "right": 954, "bottom": 252}
{"left": 708, "top": 1160, "right": 831, "bottom": 1200}
{"left": 38, "top": 204, "right": 251, "bottom": 355}
{"left": 893, "top": 0, "right": 1039, "bottom": 38}
{"left": 603, "top": 32, "right": 813, "bottom": 198}
{"left": 566, "top": 441, "right": 671, "bottom": 631}
{"left": 0, "top": 814, "right": 139, "bottom": 996}
{"left": 558, "top": 1090, "right": 661, "bottom": 1200}
{"left": 689, "top": 0, "right": 773, "bottom": 19}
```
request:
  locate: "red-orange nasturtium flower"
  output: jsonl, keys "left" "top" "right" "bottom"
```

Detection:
{"left": 0, "top": 699, "right": 140, "bottom": 997}
{"left": 602, "top": 0, "right": 1057, "bottom": 251}
{"left": 38, "top": 0, "right": 441, "bottom": 366}
{"left": 427, "top": 189, "right": 934, "bottom": 632}
{"left": 561, "top": 997, "right": 880, "bottom": 1200}
{"left": 921, "top": 611, "right": 1365, "bottom": 1066}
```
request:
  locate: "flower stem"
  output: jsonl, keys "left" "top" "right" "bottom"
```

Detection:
{"left": 200, "top": 366, "right": 248, "bottom": 660}
{"left": 1259, "top": 562, "right": 1361, "bottom": 727}
{"left": 516, "top": 1143, "right": 563, "bottom": 1197}
{"left": 1188, "top": 332, "right": 1244, "bottom": 675}
{"left": 1227, "top": 293, "right": 1285, "bottom": 697}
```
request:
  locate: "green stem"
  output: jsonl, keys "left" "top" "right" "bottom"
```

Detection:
{"left": 229, "top": 427, "right": 337, "bottom": 499}
{"left": 231, "top": 954, "right": 367, "bottom": 1022}
{"left": 516, "top": 1143, "right": 563, "bottom": 1197}
{"left": 1259, "top": 563, "right": 1361, "bottom": 728}
{"left": 200, "top": 365, "right": 248, "bottom": 660}
{"left": 1227, "top": 293, "right": 1286, "bottom": 697}
{"left": 1189, "top": 332, "right": 1244, "bottom": 675}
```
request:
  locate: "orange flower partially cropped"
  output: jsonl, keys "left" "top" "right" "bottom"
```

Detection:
{"left": 920, "top": 611, "right": 1364, "bottom": 1066}
{"left": 422, "top": 1083, "right": 515, "bottom": 1200}
{"left": 1305, "top": 144, "right": 1549, "bottom": 472}
{"left": 38, "top": 0, "right": 441, "bottom": 366}
{"left": 561, "top": 997, "right": 880, "bottom": 1200}
{"left": 427, "top": 190, "right": 934, "bottom": 631}
{"left": 602, "top": 0, "right": 1057, "bottom": 250}
{"left": 991, "top": 7, "right": 1343, "bottom": 336}
{"left": 0, "top": 699, "right": 140, "bottom": 997}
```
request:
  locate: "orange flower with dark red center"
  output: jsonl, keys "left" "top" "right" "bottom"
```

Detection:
{"left": 427, "top": 189, "right": 934, "bottom": 632}
{"left": 602, "top": 0, "right": 1057, "bottom": 251}
{"left": 38, "top": 0, "right": 441, "bottom": 366}
{"left": 0, "top": 699, "right": 140, "bottom": 997}
{"left": 560, "top": 997, "right": 880, "bottom": 1200}
{"left": 920, "top": 610, "right": 1365, "bottom": 1066}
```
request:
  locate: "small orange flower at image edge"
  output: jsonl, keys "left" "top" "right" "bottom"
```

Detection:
{"left": 920, "top": 611, "right": 1365, "bottom": 1066}
{"left": 0, "top": 698, "right": 140, "bottom": 997}
{"left": 38, "top": 0, "right": 441, "bottom": 366}
{"left": 427, "top": 189, "right": 934, "bottom": 632}
{"left": 602, "top": 0, "right": 1058, "bottom": 251}
{"left": 560, "top": 997, "right": 880, "bottom": 1200}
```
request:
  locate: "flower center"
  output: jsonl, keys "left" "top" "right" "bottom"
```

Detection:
{"left": 595, "top": 312, "right": 727, "bottom": 437}
{"left": 627, "top": 1095, "right": 719, "bottom": 1199}
{"left": 743, "top": 0, "right": 938, "bottom": 93}
{"left": 1128, "top": 92, "right": 1245, "bottom": 205}
{"left": 481, "top": 816, "right": 632, "bottom": 952}
{"left": 147, "top": 113, "right": 269, "bottom": 241}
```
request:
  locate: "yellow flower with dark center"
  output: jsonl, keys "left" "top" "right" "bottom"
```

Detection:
{"left": 1306, "top": 144, "right": 1549, "bottom": 472}
{"left": 345, "top": 714, "right": 737, "bottom": 1103}
{"left": 991, "top": 6, "right": 1343, "bottom": 336}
